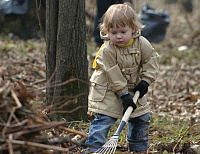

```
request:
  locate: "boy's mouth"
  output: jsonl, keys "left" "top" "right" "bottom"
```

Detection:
{"left": 117, "top": 41, "right": 124, "bottom": 44}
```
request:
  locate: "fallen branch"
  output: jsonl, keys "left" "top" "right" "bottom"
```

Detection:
{"left": 51, "top": 93, "right": 87, "bottom": 110}
{"left": 10, "top": 121, "right": 66, "bottom": 139}
{"left": 38, "top": 78, "right": 88, "bottom": 91}
{"left": 48, "top": 106, "right": 87, "bottom": 115}
{"left": 6, "top": 139, "right": 69, "bottom": 152}
{"left": 11, "top": 90, "right": 22, "bottom": 109}
{"left": 59, "top": 126, "right": 87, "bottom": 137}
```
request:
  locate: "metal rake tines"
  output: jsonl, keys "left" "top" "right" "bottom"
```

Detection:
{"left": 95, "top": 137, "right": 118, "bottom": 154}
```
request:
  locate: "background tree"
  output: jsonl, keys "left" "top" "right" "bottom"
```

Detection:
{"left": 0, "top": 0, "right": 45, "bottom": 39}
{"left": 46, "top": 0, "right": 88, "bottom": 121}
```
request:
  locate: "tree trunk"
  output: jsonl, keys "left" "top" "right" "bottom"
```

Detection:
{"left": 46, "top": 0, "right": 88, "bottom": 121}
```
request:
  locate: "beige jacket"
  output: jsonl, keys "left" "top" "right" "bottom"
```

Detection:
{"left": 88, "top": 32, "right": 159, "bottom": 119}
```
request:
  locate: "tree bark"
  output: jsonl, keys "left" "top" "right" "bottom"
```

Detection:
{"left": 46, "top": 0, "right": 58, "bottom": 102}
{"left": 46, "top": 0, "right": 88, "bottom": 121}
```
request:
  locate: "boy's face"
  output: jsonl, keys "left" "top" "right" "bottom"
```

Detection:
{"left": 109, "top": 25, "right": 133, "bottom": 47}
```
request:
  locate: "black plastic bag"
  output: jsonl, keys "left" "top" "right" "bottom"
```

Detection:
{"left": 140, "top": 3, "right": 170, "bottom": 43}
{"left": 0, "top": 0, "right": 28, "bottom": 15}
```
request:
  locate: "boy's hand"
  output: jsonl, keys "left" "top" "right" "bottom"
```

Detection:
{"left": 133, "top": 80, "right": 149, "bottom": 98}
{"left": 120, "top": 93, "right": 136, "bottom": 114}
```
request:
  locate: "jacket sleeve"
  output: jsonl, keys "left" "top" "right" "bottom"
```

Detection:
{"left": 139, "top": 37, "right": 159, "bottom": 84}
{"left": 97, "top": 45, "right": 128, "bottom": 95}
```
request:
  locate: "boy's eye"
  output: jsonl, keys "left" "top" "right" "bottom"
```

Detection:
{"left": 111, "top": 32, "right": 117, "bottom": 35}
{"left": 121, "top": 31, "right": 126, "bottom": 34}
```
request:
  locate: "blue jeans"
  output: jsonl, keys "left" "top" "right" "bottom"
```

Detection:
{"left": 127, "top": 112, "right": 150, "bottom": 152}
{"left": 85, "top": 113, "right": 150, "bottom": 152}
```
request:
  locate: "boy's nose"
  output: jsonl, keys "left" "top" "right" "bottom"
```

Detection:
{"left": 116, "top": 33, "right": 122, "bottom": 38}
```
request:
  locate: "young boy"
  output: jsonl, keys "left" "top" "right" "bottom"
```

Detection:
{"left": 84, "top": 3, "right": 159, "bottom": 154}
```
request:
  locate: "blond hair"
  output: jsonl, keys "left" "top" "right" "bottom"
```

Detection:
{"left": 100, "top": 3, "right": 144, "bottom": 34}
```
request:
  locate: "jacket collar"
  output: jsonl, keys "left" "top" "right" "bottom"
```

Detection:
{"left": 100, "top": 31, "right": 141, "bottom": 54}
{"left": 100, "top": 30, "right": 141, "bottom": 41}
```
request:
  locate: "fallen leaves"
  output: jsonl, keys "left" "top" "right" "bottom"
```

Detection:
{"left": 149, "top": 64, "right": 200, "bottom": 123}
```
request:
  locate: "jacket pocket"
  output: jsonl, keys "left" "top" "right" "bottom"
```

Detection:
{"left": 88, "top": 82, "right": 107, "bottom": 102}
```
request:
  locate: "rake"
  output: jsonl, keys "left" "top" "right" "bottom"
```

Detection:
{"left": 94, "top": 91, "right": 140, "bottom": 154}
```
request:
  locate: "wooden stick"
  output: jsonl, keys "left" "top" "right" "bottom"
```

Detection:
{"left": 53, "top": 93, "right": 87, "bottom": 110}
{"left": 11, "top": 90, "right": 22, "bottom": 109}
{"left": 30, "top": 118, "right": 87, "bottom": 137}
{"left": 6, "top": 139, "right": 69, "bottom": 152}
{"left": 0, "top": 81, "right": 10, "bottom": 94}
{"left": 34, "top": 79, "right": 46, "bottom": 84}
{"left": 59, "top": 126, "right": 87, "bottom": 137}
{"left": 173, "top": 136, "right": 184, "bottom": 153}
{"left": 173, "top": 127, "right": 189, "bottom": 153}
{"left": 48, "top": 106, "right": 87, "bottom": 115}
{"left": 8, "top": 134, "right": 14, "bottom": 154}
{"left": 46, "top": 66, "right": 58, "bottom": 85}
{"left": 2, "top": 108, "right": 17, "bottom": 138}
{"left": 12, "top": 121, "right": 66, "bottom": 139}
{"left": 38, "top": 78, "right": 88, "bottom": 91}
{"left": 35, "top": 0, "right": 46, "bottom": 41}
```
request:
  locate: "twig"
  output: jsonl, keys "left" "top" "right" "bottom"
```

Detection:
{"left": 12, "top": 122, "right": 66, "bottom": 139}
{"left": 46, "top": 66, "right": 58, "bottom": 85}
{"left": 43, "top": 136, "right": 97, "bottom": 150}
{"left": 59, "top": 126, "right": 87, "bottom": 137}
{"left": 0, "top": 102, "right": 7, "bottom": 109}
{"left": 173, "top": 127, "right": 190, "bottom": 153}
{"left": 6, "top": 139, "right": 69, "bottom": 152}
{"left": 8, "top": 134, "right": 14, "bottom": 154}
{"left": 2, "top": 108, "right": 17, "bottom": 138}
{"left": 33, "top": 79, "right": 46, "bottom": 84}
{"left": 0, "top": 81, "right": 10, "bottom": 94}
{"left": 32, "top": 117, "right": 87, "bottom": 137}
{"left": 38, "top": 78, "right": 88, "bottom": 91}
{"left": 52, "top": 93, "right": 87, "bottom": 110}
{"left": 11, "top": 90, "right": 22, "bottom": 109}
{"left": 173, "top": 136, "right": 184, "bottom": 153}
{"left": 0, "top": 119, "right": 29, "bottom": 128}
{"left": 35, "top": 0, "right": 46, "bottom": 41}
{"left": 48, "top": 106, "right": 87, "bottom": 115}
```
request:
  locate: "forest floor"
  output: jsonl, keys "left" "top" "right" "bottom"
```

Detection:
{"left": 0, "top": 0, "right": 200, "bottom": 153}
